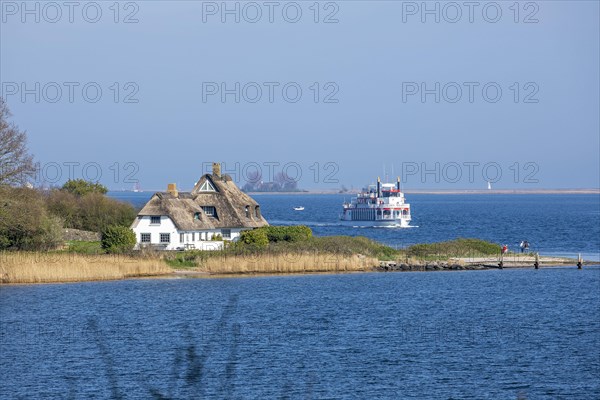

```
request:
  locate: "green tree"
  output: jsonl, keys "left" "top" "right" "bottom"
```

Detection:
{"left": 101, "top": 225, "right": 136, "bottom": 254}
{"left": 61, "top": 179, "right": 108, "bottom": 196}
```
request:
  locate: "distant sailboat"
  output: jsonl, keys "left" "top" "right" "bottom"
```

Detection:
{"left": 487, "top": 181, "right": 492, "bottom": 190}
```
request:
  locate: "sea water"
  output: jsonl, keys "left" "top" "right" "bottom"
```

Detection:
{"left": 1, "top": 269, "right": 598, "bottom": 398}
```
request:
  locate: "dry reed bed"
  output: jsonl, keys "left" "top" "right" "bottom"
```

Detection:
{"left": 198, "top": 253, "right": 378, "bottom": 274}
{"left": 0, "top": 252, "right": 171, "bottom": 284}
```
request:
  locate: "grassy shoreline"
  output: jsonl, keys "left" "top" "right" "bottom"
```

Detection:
{"left": 197, "top": 253, "right": 377, "bottom": 274}
{"left": 0, "top": 237, "right": 591, "bottom": 284}
{"left": 0, "top": 252, "right": 171, "bottom": 284}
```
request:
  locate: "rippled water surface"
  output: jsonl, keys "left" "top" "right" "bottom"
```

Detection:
{"left": 1, "top": 268, "right": 599, "bottom": 398}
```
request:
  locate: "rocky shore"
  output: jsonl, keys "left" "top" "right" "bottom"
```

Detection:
{"left": 376, "top": 261, "right": 486, "bottom": 272}
{"left": 376, "top": 255, "right": 591, "bottom": 272}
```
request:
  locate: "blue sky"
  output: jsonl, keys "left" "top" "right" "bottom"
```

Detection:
{"left": 1, "top": 1, "right": 599, "bottom": 190}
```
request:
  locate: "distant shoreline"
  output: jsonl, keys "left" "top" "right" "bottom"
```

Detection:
{"left": 248, "top": 189, "right": 600, "bottom": 195}
{"left": 110, "top": 189, "right": 599, "bottom": 195}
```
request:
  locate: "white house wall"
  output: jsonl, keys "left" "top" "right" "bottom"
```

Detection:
{"left": 132, "top": 216, "right": 247, "bottom": 251}
{"left": 131, "top": 215, "right": 179, "bottom": 250}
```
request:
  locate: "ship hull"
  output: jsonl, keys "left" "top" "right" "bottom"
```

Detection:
{"left": 339, "top": 218, "right": 411, "bottom": 228}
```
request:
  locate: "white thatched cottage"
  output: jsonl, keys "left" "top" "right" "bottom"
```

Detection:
{"left": 131, "top": 163, "right": 269, "bottom": 250}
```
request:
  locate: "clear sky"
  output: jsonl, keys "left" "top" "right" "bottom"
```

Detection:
{"left": 1, "top": 1, "right": 599, "bottom": 191}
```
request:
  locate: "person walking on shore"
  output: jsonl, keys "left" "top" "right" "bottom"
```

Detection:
{"left": 520, "top": 241, "right": 525, "bottom": 253}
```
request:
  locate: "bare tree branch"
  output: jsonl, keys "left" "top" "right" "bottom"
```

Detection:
{"left": 0, "top": 98, "right": 35, "bottom": 186}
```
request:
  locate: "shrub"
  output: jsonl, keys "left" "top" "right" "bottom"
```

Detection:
{"left": 307, "top": 236, "right": 398, "bottom": 259}
{"left": 284, "top": 225, "right": 312, "bottom": 242}
{"left": 239, "top": 229, "right": 269, "bottom": 249}
{"left": 263, "top": 225, "right": 312, "bottom": 243}
{"left": 101, "top": 225, "right": 136, "bottom": 254}
{"left": 211, "top": 233, "right": 223, "bottom": 241}
{"left": 406, "top": 238, "right": 501, "bottom": 258}
{"left": 46, "top": 190, "right": 137, "bottom": 232}
{"left": 66, "top": 240, "right": 102, "bottom": 254}
{"left": 32, "top": 215, "right": 64, "bottom": 251}
{"left": 232, "top": 231, "right": 398, "bottom": 260}
{"left": 263, "top": 226, "right": 285, "bottom": 242}
{"left": 164, "top": 252, "right": 198, "bottom": 268}
{"left": 0, "top": 187, "right": 63, "bottom": 250}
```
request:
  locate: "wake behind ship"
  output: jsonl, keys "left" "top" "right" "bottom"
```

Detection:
{"left": 340, "top": 177, "right": 411, "bottom": 227}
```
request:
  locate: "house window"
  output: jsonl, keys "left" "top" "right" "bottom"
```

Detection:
{"left": 255, "top": 206, "right": 260, "bottom": 218}
{"left": 202, "top": 206, "right": 216, "bottom": 217}
{"left": 245, "top": 205, "right": 250, "bottom": 218}
{"left": 222, "top": 229, "right": 231, "bottom": 239}
{"left": 194, "top": 212, "right": 201, "bottom": 220}
{"left": 192, "top": 232, "right": 195, "bottom": 241}
{"left": 141, "top": 233, "right": 151, "bottom": 243}
{"left": 150, "top": 216, "right": 161, "bottom": 225}
{"left": 160, "top": 233, "right": 170, "bottom": 243}
{"left": 180, "top": 233, "right": 184, "bottom": 243}
{"left": 199, "top": 180, "right": 216, "bottom": 192}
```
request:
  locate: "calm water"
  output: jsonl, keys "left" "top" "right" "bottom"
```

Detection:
{"left": 111, "top": 192, "right": 600, "bottom": 261}
{"left": 1, "top": 269, "right": 599, "bottom": 398}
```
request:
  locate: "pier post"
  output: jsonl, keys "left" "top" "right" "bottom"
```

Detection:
{"left": 534, "top": 253, "right": 539, "bottom": 269}
{"left": 577, "top": 253, "right": 583, "bottom": 269}
{"left": 498, "top": 252, "right": 503, "bottom": 269}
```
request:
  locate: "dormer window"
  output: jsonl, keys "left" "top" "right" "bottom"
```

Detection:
{"left": 199, "top": 180, "right": 216, "bottom": 192}
{"left": 202, "top": 206, "right": 216, "bottom": 217}
{"left": 245, "top": 205, "right": 250, "bottom": 218}
{"left": 255, "top": 206, "right": 260, "bottom": 218}
{"left": 194, "top": 212, "right": 201, "bottom": 220}
{"left": 150, "top": 216, "right": 161, "bottom": 225}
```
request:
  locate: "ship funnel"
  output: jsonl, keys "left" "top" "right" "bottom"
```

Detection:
{"left": 396, "top": 176, "right": 401, "bottom": 191}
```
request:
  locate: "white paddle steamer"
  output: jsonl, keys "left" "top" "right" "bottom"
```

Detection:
{"left": 340, "top": 177, "right": 411, "bottom": 227}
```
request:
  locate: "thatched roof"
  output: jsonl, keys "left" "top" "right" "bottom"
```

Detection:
{"left": 135, "top": 173, "right": 269, "bottom": 230}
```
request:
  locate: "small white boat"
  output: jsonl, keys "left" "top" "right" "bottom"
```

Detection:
{"left": 294, "top": 206, "right": 305, "bottom": 211}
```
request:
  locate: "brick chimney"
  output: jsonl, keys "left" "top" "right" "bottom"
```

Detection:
{"left": 167, "top": 183, "right": 178, "bottom": 197}
{"left": 212, "top": 162, "right": 221, "bottom": 177}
